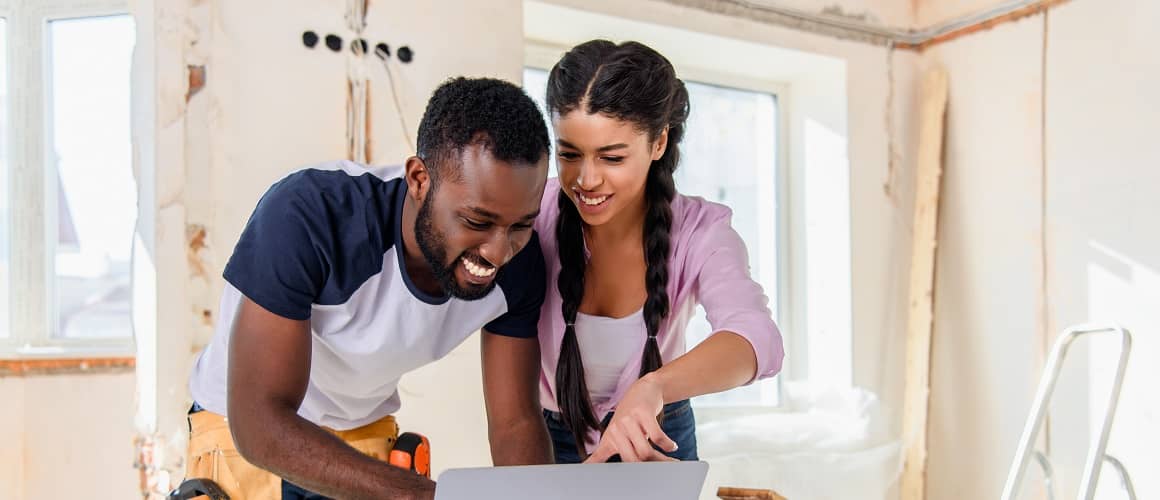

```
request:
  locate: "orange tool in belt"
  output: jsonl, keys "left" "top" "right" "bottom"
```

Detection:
{"left": 389, "top": 432, "right": 431, "bottom": 478}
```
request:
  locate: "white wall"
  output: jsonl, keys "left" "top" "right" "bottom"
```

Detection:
{"left": 0, "top": 373, "right": 137, "bottom": 499}
{"left": 1044, "top": 0, "right": 1159, "bottom": 498}
{"left": 755, "top": 0, "right": 916, "bottom": 28}
{"left": 922, "top": 14, "right": 1047, "bottom": 500}
{"left": 922, "top": 0, "right": 1160, "bottom": 498}
{"left": 0, "top": 377, "right": 25, "bottom": 499}
{"left": 915, "top": 0, "right": 1006, "bottom": 28}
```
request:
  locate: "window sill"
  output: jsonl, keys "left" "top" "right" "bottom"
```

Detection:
{"left": 0, "top": 355, "right": 136, "bottom": 377}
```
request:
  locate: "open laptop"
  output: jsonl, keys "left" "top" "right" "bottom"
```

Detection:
{"left": 434, "top": 461, "right": 709, "bottom": 500}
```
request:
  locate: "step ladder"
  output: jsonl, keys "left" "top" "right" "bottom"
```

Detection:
{"left": 1001, "top": 324, "right": 1135, "bottom": 500}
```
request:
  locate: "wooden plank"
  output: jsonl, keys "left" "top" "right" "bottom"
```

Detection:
{"left": 718, "top": 486, "right": 788, "bottom": 500}
{"left": 0, "top": 357, "right": 136, "bottom": 377}
{"left": 900, "top": 66, "right": 949, "bottom": 500}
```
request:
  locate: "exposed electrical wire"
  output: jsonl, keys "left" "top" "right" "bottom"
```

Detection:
{"left": 375, "top": 45, "right": 415, "bottom": 154}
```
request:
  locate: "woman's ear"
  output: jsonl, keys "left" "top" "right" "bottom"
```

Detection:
{"left": 651, "top": 127, "right": 670, "bottom": 161}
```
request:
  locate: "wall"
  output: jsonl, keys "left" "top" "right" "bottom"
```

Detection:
{"left": 915, "top": 0, "right": 1007, "bottom": 28}
{"left": 923, "top": 14, "right": 1047, "bottom": 500}
{"left": 0, "top": 377, "right": 24, "bottom": 499}
{"left": 1044, "top": 0, "right": 1159, "bottom": 497}
{"left": 753, "top": 0, "right": 916, "bottom": 28}
{"left": 924, "top": 0, "right": 1160, "bottom": 498}
{"left": 0, "top": 373, "right": 137, "bottom": 499}
{"left": 130, "top": 0, "right": 526, "bottom": 485}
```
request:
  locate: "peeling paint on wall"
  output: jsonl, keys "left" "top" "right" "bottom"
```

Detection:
{"left": 186, "top": 65, "right": 205, "bottom": 101}
{"left": 820, "top": 4, "right": 877, "bottom": 24}
{"left": 185, "top": 223, "right": 209, "bottom": 279}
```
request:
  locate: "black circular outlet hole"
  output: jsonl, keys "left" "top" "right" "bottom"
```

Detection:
{"left": 302, "top": 31, "right": 319, "bottom": 48}
{"left": 325, "top": 34, "right": 343, "bottom": 52}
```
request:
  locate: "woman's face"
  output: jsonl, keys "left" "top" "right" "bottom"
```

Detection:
{"left": 552, "top": 110, "right": 668, "bottom": 228}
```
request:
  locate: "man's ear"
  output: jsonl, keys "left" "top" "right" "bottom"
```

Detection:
{"left": 405, "top": 156, "right": 432, "bottom": 203}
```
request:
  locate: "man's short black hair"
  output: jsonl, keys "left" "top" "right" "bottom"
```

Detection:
{"left": 416, "top": 77, "right": 550, "bottom": 185}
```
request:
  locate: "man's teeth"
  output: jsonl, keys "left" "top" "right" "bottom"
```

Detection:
{"left": 463, "top": 258, "right": 496, "bottom": 278}
{"left": 579, "top": 193, "right": 608, "bottom": 205}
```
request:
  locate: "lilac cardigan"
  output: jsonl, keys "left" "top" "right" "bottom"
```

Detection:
{"left": 534, "top": 178, "right": 785, "bottom": 442}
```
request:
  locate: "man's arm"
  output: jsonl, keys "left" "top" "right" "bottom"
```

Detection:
{"left": 228, "top": 297, "right": 436, "bottom": 500}
{"left": 480, "top": 331, "right": 553, "bottom": 465}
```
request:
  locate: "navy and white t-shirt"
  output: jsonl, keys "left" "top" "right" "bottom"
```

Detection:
{"left": 189, "top": 160, "right": 545, "bottom": 430}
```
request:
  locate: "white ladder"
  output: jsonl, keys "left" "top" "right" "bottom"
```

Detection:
{"left": 1001, "top": 324, "right": 1135, "bottom": 500}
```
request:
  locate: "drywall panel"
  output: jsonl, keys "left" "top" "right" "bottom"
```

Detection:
{"left": 922, "top": 15, "right": 1046, "bottom": 500}
{"left": 22, "top": 373, "right": 137, "bottom": 499}
{"left": 1045, "top": 0, "right": 1160, "bottom": 498}
{"left": 0, "top": 378, "right": 25, "bottom": 499}
{"left": 916, "top": 0, "right": 1008, "bottom": 29}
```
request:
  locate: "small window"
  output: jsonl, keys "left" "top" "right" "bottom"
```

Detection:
{"left": 46, "top": 15, "right": 136, "bottom": 339}
{"left": 522, "top": 67, "right": 782, "bottom": 407}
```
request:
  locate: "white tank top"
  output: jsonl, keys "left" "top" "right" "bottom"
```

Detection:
{"left": 574, "top": 308, "right": 646, "bottom": 407}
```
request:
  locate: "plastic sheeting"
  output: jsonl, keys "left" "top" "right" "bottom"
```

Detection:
{"left": 697, "top": 383, "right": 902, "bottom": 500}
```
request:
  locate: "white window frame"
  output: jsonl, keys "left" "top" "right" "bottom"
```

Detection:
{"left": 1, "top": 0, "right": 134, "bottom": 358}
{"left": 524, "top": 41, "right": 797, "bottom": 412}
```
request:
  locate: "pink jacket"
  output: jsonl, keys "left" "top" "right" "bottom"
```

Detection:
{"left": 534, "top": 178, "right": 785, "bottom": 446}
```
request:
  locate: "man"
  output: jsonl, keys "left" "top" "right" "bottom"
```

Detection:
{"left": 185, "top": 77, "right": 553, "bottom": 500}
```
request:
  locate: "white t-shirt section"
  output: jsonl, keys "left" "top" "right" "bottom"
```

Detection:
{"left": 574, "top": 309, "right": 645, "bottom": 407}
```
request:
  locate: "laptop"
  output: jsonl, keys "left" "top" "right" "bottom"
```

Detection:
{"left": 434, "top": 461, "right": 709, "bottom": 500}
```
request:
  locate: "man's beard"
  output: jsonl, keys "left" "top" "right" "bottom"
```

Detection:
{"left": 414, "top": 194, "right": 498, "bottom": 301}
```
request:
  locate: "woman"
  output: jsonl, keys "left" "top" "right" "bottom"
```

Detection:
{"left": 535, "top": 39, "right": 785, "bottom": 464}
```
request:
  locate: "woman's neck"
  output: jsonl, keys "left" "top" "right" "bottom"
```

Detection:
{"left": 586, "top": 194, "right": 648, "bottom": 251}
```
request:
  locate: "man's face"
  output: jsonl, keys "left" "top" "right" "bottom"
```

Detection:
{"left": 415, "top": 144, "right": 548, "bottom": 300}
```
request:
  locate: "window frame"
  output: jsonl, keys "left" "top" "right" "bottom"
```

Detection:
{"left": 1, "top": 0, "right": 135, "bottom": 358}
{"left": 524, "top": 41, "right": 796, "bottom": 411}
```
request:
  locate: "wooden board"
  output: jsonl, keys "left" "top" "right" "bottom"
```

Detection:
{"left": 900, "top": 66, "right": 949, "bottom": 500}
{"left": 718, "top": 486, "right": 788, "bottom": 500}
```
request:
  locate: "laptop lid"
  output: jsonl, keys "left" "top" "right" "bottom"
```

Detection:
{"left": 434, "top": 461, "right": 709, "bottom": 500}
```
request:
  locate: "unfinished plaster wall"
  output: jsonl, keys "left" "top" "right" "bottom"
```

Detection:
{"left": 915, "top": 0, "right": 1010, "bottom": 28}
{"left": 132, "top": 0, "right": 525, "bottom": 486}
{"left": 1044, "top": 0, "right": 1159, "bottom": 498}
{"left": 0, "top": 373, "right": 137, "bottom": 498}
{"left": 0, "top": 377, "right": 25, "bottom": 499}
{"left": 924, "top": 0, "right": 1159, "bottom": 498}
{"left": 758, "top": 0, "right": 917, "bottom": 29}
{"left": 922, "top": 15, "right": 1047, "bottom": 500}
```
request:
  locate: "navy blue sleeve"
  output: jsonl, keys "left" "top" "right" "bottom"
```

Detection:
{"left": 223, "top": 174, "right": 332, "bottom": 320}
{"left": 223, "top": 168, "right": 398, "bottom": 321}
{"left": 484, "top": 233, "right": 547, "bottom": 338}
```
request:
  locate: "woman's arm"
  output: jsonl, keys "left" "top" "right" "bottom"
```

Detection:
{"left": 649, "top": 330, "right": 757, "bottom": 403}
{"left": 586, "top": 215, "right": 783, "bottom": 463}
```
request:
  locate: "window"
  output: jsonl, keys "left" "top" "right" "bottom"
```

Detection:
{"left": 47, "top": 15, "right": 136, "bottom": 339}
{"left": 0, "top": 17, "right": 8, "bottom": 340}
{"left": 2, "top": 2, "right": 135, "bottom": 355}
{"left": 523, "top": 67, "right": 784, "bottom": 407}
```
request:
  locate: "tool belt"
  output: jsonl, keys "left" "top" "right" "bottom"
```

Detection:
{"left": 183, "top": 410, "right": 400, "bottom": 500}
